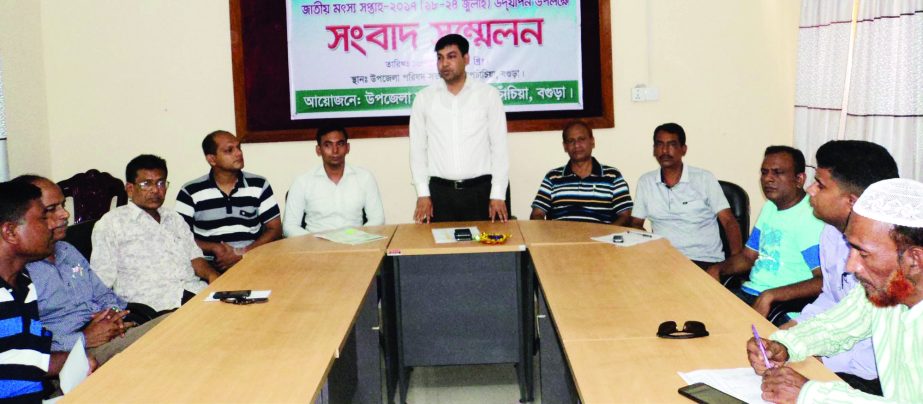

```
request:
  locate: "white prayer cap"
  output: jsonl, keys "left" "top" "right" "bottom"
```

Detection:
{"left": 853, "top": 178, "right": 923, "bottom": 228}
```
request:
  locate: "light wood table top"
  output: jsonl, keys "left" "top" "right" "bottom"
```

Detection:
{"left": 531, "top": 241, "right": 765, "bottom": 341}
{"left": 246, "top": 225, "right": 397, "bottom": 257}
{"left": 529, "top": 239, "right": 840, "bottom": 403}
{"left": 518, "top": 220, "right": 632, "bottom": 245}
{"left": 564, "top": 334, "right": 839, "bottom": 403}
{"left": 387, "top": 220, "right": 525, "bottom": 256}
{"left": 62, "top": 251, "right": 385, "bottom": 404}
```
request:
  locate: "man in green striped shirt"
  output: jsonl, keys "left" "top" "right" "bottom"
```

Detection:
{"left": 745, "top": 178, "right": 923, "bottom": 403}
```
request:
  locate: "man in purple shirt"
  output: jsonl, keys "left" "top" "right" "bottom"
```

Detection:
{"left": 780, "top": 140, "right": 898, "bottom": 395}
{"left": 19, "top": 175, "right": 163, "bottom": 366}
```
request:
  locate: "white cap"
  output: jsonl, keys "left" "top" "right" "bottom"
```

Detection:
{"left": 853, "top": 178, "right": 923, "bottom": 228}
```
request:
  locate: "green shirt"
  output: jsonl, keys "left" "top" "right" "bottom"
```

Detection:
{"left": 771, "top": 286, "right": 923, "bottom": 403}
{"left": 742, "top": 196, "right": 823, "bottom": 293}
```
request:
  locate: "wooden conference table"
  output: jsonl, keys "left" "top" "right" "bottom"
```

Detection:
{"left": 62, "top": 221, "right": 838, "bottom": 403}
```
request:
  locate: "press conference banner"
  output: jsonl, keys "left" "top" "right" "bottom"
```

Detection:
{"left": 286, "top": 0, "right": 583, "bottom": 119}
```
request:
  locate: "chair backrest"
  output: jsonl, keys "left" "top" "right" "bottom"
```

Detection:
{"left": 62, "top": 218, "right": 98, "bottom": 259}
{"left": 718, "top": 180, "right": 750, "bottom": 258}
{"left": 58, "top": 169, "right": 128, "bottom": 224}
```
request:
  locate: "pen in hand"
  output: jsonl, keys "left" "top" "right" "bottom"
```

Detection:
{"left": 752, "top": 324, "right": 773, "bottom": 369}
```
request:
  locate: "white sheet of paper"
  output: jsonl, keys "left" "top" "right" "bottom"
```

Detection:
{"left": 314, "top": 228, "right": 385, "bottom": 245}
{"left": 204, "top": 290, "right": 272, "bottom": 302}
{"left": 59, "top": 335, "right": 89, "bottom": 394}
{"left": 678, "top": 367, "right": 769, "bottom": 404}
{"left": 431, "top": 227, "right": 480, "bottom": 244}
{"left": 591, "top": 231, "right": 662, "bottom": 247}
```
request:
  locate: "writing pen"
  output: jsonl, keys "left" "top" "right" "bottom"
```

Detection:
{"left": 629, "top": 231, "right": 653, "bottom": 238}
{"left": 752, "top": 324, "right": 773, "bottom": 369}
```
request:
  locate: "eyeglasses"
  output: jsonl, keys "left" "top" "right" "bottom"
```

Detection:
{"left": 656, "top": 320, "right": 709, "bottom": 339}
{"left": 136, "top": 180, "right": 169, "bottom": 191}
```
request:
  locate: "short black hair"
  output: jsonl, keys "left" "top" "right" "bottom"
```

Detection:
{"left": 562, "top": 120, "right": 593, "bottom": 142}
{"left": 653, "top": 123, "right": 686, "bottom": 146}
{"left": 764, "top": 146, "right": 806, "bottom": 174}
{"left": 815, "top": 140, "right": 899, "bottom": 195}
{"left": 434, "top": 34, "right": 469, "bottom": 55}
{"left": 0, "top": 181, "right": 42, "bottom": 225}
{"left": 316, "top": 125, "right": 349, "bottom": 145}
{"left": 201, "top": 130, "right": 232, "bottom": 155}
{"left": 892, "top": 225, "right": 923, "bottom": 254}
{"left": 125, "top": 154, "right": 168, "bottom": 184}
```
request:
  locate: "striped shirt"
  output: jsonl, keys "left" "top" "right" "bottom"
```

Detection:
{"left": 0, "top": 272, "right": 51, "bottom": 401}
{"left": 531, "top": 158, "right": 633, "bottom": 224}
{"left": 772, "top": 286, "right": 923, "bottom": 402}
{"left": 175, "top": 171, "right": 281, "bottom": 252}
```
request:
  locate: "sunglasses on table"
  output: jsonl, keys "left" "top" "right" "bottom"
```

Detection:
{"left": 656, "top": 320, "right": 709, "bottom": 339}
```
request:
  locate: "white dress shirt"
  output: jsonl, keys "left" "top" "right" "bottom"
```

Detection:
{"left": 91, "top": 202, "right": 207, "bottom": 312}
{"left": 409, "top": 78, "right": 509, "bottom": 200}
{"left": 283, "top": 164, "right": 385, "bottom": 236}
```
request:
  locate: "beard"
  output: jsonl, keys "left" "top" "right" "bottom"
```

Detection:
{"left": 865, "top": 269, "right": 916, "bottom": 308}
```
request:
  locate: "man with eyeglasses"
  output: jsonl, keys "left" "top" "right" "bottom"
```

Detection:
{"left": 176, "top": 130, "right": 282, "bottom": 271}
{"left": 92, "top": 154, "right": 219, "bottom": 314}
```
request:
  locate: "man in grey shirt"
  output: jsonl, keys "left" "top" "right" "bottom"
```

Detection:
{"left": 629, "top": 123, "right": 742, "bottom": 268}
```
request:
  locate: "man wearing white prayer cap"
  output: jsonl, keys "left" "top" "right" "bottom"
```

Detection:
{"left": 743, "top": 178, "right": 923, "bottom": 403}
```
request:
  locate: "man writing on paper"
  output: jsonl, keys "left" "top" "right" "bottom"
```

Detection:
{"left": 176, "top": 130, "right": 282, "bottom": 272}
{"left": 531, "top": 120, "right": 633, "bottom": 224}
{"left": 777, "top": 140, "right": 898, "bottom": 395}
{"left": 284, "top": 126, "right": 384, "bottom": 236}
{"left": 19, "top": 175, "right": 164, "bottom": 366}
{"left": 629, "top": 123, "right": 742, "bottom": 268}
{"left": 706, "top": 146, "right": 824, "bottom": 325}
{"left": 410, "top": 34, "right": 510, "bottom": 223}
{"left": 747, "top": 178, "right": 923, "bottom": 403}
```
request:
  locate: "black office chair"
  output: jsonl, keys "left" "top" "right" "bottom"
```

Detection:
{"left": 766, "top": 296, "right": 816, "bottom": 327}
{"left": 717, "top": 181, "right": 750, "bottom": 289}
{"left": 63, "top": 219, "right": 98, "bottom": 259}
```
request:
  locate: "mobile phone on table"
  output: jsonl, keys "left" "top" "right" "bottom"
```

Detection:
{"left": 678, "top": 382, "right": 746, "bottom": 404}
{"left": 454, "top": 228, "right": 473, "bottom": 241}
{"left": 213, "top": 290, "right": 251, "bottom": 300}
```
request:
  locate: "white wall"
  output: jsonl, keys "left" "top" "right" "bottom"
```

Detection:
{"left": 2, "top": 0, "right": 801, "bottom": 226}
{"left": 0, "top": 0, "right": 51, "bottom": 177}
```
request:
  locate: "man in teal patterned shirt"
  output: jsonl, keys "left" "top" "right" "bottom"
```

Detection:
{"left": 747, "top": 178, "right": 923, "bottom": 403}
{"left": 707, "top": 146, "right": 825, "bottom": 325}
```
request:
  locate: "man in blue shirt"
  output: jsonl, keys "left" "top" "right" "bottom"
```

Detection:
{"left": 18, "top": 175, "right": 162, "bottom": 366}
{"left": 0, "top": 181, "right": 67, "bottom": 401}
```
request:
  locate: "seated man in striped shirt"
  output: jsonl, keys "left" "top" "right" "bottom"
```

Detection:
{"left": 530, "top": 120, "right": 633, "bottom": 225}
{"left": 176, "top": 130, "right": 282, "bottom": 271}
{"left": 0, "top": 181, "right": 72, "bottom": 401}
{"left": 748, "top": 178, "right": 923, "bottom": 403}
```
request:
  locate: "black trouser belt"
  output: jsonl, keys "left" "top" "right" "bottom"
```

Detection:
{"left": 430, "top": 175, "right": 492, "bottom": 190}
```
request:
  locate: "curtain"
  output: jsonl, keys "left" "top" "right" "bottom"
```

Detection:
{"left": 0, "top": 55, "right": 8, "bottom": 181}
{"left": 843, "top": 0, "right": 923, "bottom": 180}
{"left": 793, "top": 0, "right": 853, "bottom": 161}
{"left": 795, "top": 0, "right": 923, "bottom": 180}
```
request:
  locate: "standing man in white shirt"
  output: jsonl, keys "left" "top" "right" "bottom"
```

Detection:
{"left": 409, "top": 34, "right": 510, "bottom": 223}
{"left": 283, "top": 126, "right": 385, "bottom": 236}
